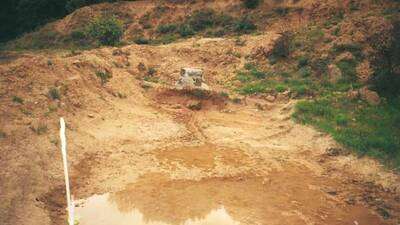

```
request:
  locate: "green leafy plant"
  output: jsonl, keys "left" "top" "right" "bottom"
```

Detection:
{"left": 86, "top": 16, "right": 123, "bottom": 46}
{"left": 178, "top": 24, "right": 195, "bottom": 37}
{"left": 297, "top": 55, "right": 309, "bottom": 68}
{"left": 12, "top": 96, "right": 24, "bottom": 104}
{"left": 275, "top": 84, "right": 288, "bottom": 93}
{"left": 147, "top": 67, "right": 157, "bottom": 76}
{"left": 48, "top": 87, "right": 61, "bottom": 100}
{"left": 96, "top": 71, "right": 112, "bottom": 85}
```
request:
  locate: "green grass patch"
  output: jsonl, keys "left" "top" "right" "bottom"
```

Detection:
{"left": 238, "top": 81, "right": 271, "bottom": 95}
{"left": 293, "top": 96, "right": 400, "bottom": 169}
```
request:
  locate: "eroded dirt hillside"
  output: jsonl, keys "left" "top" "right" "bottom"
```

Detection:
{"left": 1, "top": 0, "right": 400, "bottom": 224}
{"left": 1, "top": 32, "right": 400, "bottom": 225}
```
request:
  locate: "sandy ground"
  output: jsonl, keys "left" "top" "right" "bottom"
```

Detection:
{"left": 1, "top": 34, "right": 400, "bottom": 225}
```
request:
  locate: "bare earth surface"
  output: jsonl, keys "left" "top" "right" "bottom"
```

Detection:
{"left": 1, "top": 34, "right": 400, "bottom": 225}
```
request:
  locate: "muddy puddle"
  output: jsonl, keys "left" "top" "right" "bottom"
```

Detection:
{"left": 74, "top": 171, "right": 386, "bottom": 225}
{"left": 75, "top": 193, "right": 239, "bottom": 225}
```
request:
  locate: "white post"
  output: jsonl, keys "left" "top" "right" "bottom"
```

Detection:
{"left": 60, "top": 118, "right": 74, "bottom": 225}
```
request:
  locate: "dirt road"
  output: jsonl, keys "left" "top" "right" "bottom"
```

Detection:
{"left": 1, "top": 35, "right": 399, "bottom": 225}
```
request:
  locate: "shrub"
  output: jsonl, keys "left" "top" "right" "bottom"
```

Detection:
{"left": 157, "top": 23, "right": 177, "bottom": 34}
{"left": 250, "top": 69, "right": 266, "bottom": 79}
{"left": 242, "top": 0, "right": 262, "bottom": 9}
{"left": 299, "top": 67, "right": 312, "bottom": 77}
{"left": 219, "top": 91, "right": 229, "bottom": 98}
{"left": 244, "top": 63, "right": 256, "bottom": 71}
{"left": 86, "top": 16, "right": 123, "bottom": 46}
{"left": 292, "top": 85, "right": 309, "bottom": 96}
{"left": 311, "top": 58, "right": 329, "bottom": 76}
{"left": 48, "top": 87, "right": 61, "bottom": 100}
{"left": 297, "top": 55, "right": 309, "bottom": 68}
{"left": 147, "top": 67, "right": 157, "bottom": 76}
{"left": 12, "top": 96, "right": 24, "bottom": 104}
{"left": 133, "top": 36, "right": 150, "bottom": 45}
{"left": 270, "top": 31, "right": 291, "bottom": 59}
{"left": 157, "top": 34, "right": 178, "bottom": 44}
{"left": 274, "top": 7, "right": 290, "bottom": 16}
{"left": 178, "top": 24, "right": 195, "bottom": 37}
{"left": 96, "top": 71, "right": 112, "bottom": 85}
{"left": 188, "top": 9, "right": 216, "bottom": 31}
{"left": 70, "top": 29, "right": 86, "bottom": 41}
{"left": 236, "top": 71, "right": 252, "bottom": 83}
{"left": 349, "top": 0, "right": 359, "bottom": 11}
{"left": 214, "top": 13, "right": 235, "bottom": 27}
{"left": 234, "top": 16, "right": 257, "bottom": 34}
{"left": 275, "top": 84, "right": 288, "bottom": 93}
{"left": 70, "top": 29, "right": 90, "bottom": 46}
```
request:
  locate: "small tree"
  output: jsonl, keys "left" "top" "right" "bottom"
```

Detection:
{"left": 86, "top": 16, "right": 123, "bottom": 46}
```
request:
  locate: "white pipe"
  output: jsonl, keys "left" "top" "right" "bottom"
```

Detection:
{"left": 60, "top": 118, "right": 74, "bottom": 225}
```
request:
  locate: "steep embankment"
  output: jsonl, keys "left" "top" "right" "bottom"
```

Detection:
{"left": 7, "top": 0, "right": 396, "bottom": 50}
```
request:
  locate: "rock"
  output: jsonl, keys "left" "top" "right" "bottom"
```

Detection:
{"left": 265, "top": 95, "right": 276, "bottom": 102}
{"left": 72, "top": 60, "right": 81, "bottom": 67}
{"left": 175, "top": 68, "right": 210, "bottom": 91}
{"left": 276, "top": 90, "right": 291, "bottom": 102}
{"left": 359, "top": 87, "right": 381, "bottom": 105}
{"left": 186, "top": 100, "right": 202, "bottom": 110}
{"left": 356, "top": 60, "right": 373, "bottom": 83}
{"left": 335, "top": 52, "right": 354, "bottom": 62}
{"left": 328, "top": 64, "right": 342, "bottom": 83}
{"left": 137, "top": 62, "right": 146, "bottom": 72}
{"left": 112, "top": 49, "right": 123, "bottom": 56}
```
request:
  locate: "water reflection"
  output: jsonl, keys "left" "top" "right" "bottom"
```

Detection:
{"left": 75, "top": 193, "right": 240, "bottom": 225}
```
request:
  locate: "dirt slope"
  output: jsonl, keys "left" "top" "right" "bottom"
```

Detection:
{"left": 1, "top": 30, "right": 400, "bottom": 225}
{"left": 8, "top": 0, "right": 396, "bottom": 50}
